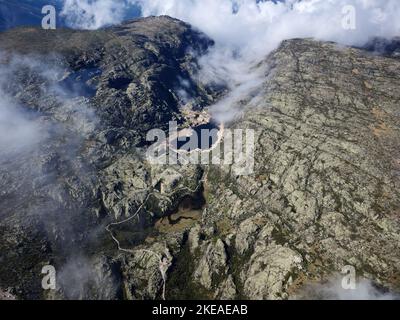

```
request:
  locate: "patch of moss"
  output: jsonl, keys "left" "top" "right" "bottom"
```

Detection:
{"left": 271, "top": 226, "right": 289, "bottom": 246}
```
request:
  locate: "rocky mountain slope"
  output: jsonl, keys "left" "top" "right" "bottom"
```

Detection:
{"left": 201, "top": 39, "right": 400, "bottom": 299}
{"left": 0, "top": 16, "right": 399, "bottom": 300}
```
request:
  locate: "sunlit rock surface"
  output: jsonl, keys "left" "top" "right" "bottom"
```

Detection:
{"left": 0, "top": 17, "right": 399, "bottom": 300}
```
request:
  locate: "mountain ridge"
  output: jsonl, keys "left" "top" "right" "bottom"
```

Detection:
{"left": 0, "top": 16, "right": 399, "bottom": 300}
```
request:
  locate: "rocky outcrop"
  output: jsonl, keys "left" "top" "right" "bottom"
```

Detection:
{"left": 1, "top": 17, "right": 400, "bottom": 300}
{"left": 196, "top": 39, "right": 400, "bottom": 299}
{"left": 0, "top": 16, "right": 214, "bottom": 300}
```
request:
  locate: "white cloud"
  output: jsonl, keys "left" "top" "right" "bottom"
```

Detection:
{"left": 131, "top": 0, "right": 400, "bottom": 121}
{"left": 0, "top": 54, "right": 98, "bottom": 158}
{"left": 295, "top": 277, "right": 399, "bottom": 300}
{"left": 0, "top": 58, "right": 44, "bottom": 157}
{"left": 59, "top": 0, "right": 400, "bottom": 121}
{"left": 0, "top": 94, "right": 42, "bottom": 156}
{"left": 60, "top": 0, "right": 400, "bottom": 55}
{"left": 61, "top": 0, "right": 135, "bottom": 30}
{"left": 135, "top": 0, "right": 400, "bottom": 54}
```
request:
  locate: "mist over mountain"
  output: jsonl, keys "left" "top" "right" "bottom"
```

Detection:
{"left": 0, "top": 0, "right": 400, "bottom": 301}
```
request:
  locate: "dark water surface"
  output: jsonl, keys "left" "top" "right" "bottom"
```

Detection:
{"left": 176, "top": 122, "right": 220, "bottom": 151}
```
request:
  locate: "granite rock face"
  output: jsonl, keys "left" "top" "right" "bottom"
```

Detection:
{"left": 200, "top": 39, "right": 400, "bottom": 299}
{"left": 0, "top": 16, "right": 213, "bottom": 300}
{"left": 0, "top": 17, "right": 400, "bottom": 300}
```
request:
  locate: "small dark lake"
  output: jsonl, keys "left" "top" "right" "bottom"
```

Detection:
{"left": 176, "top": 122, "right": 220, "bottom": 151}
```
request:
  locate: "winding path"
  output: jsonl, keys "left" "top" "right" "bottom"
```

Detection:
{"left": 105, "top": 172, "right": 206, "bottom": 300}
